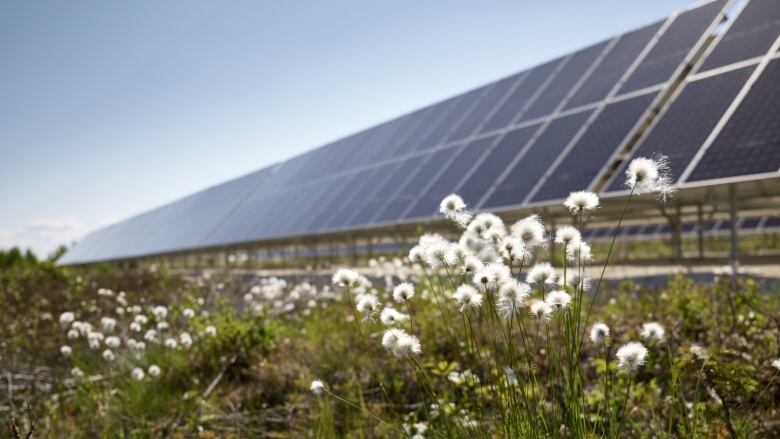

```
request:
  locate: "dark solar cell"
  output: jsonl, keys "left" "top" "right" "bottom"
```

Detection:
{"left": 740, "top": 218, "right": 761, "bottom": 229}
{"left": 370, "top": 114, "right": 418, "bottom": 162}
{"left": 322, "top": 166, "right": 386, "bottom": 230}
{"left": 764, "top": 217, "right": 780, "bottom": 228}
{"left": 458, "top": 125, "right": 539, "bottom": 206}
{"left": 521, "top": 41, "right": 610, "bottom": 121}
{"left": 374, "top": 148, "right": 454, "bottom": 223}
{"left": 566, "top": 21, "right": 663, "bottom": 109}
{"left": 405, "top": 136, "right": 498, "bottom": 219}
{"left": 682, "top": 223, "right": 697, "bottom": 232}
{"left": 410, "top": 95, "right": 471, "bottom": 152}
{"left": 394, "top": 99, "right": 461, "bottom": 156}
{"left": 418, "top": 89, "right": 484, "bottom": 148}
{"left": 699, "top": 0, "right": 780, "bottom": 72}
{"left": 445, "top": 75, "right": 522, "bottom": 143}
{"left": 300, "top": 173, "right": 366, "bottom": 232}
{"left": 349, "top": 159, "right": 421, "bottom": 226}
{"left": 619, "top": 0, "right": 727, "bottom": 93}
{"left": 479, "top": 59, "right": 562, "bottom": 133}
{"left": 531, "top": 91, "right": 657, "bottom": 202}
{"left": 687, "top": 59, "right": 780, "bottom": 181}
{"left": 606, "top": 65, "right": 753, "bottom": 191}
{"left": 342, "top": 162, "right": 406, "bottom": 227}
{"left": 483, "top": 110, "right": 593, "bottom": 209}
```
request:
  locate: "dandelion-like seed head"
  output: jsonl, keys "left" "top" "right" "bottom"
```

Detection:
{"left": 625, "top": 155, "right": 677, "bottom": 202}
{"left": 60, "top": 345, "right": 72, "bottom": 356}
{"left": 496, "top": 281, "right": 530, "bottom": 319}
{"left": 616, "top": 341, "right": 649, "bottom": 372}
{"left": 102, "top": 349, "right": 116, "bottom": 362}
{"left": 392, "top": 332, "right": 422, "bottom": 358}
{"left": 511, "top": 215, "right": 546, "bottom": 249}
{"left": 529, "top": 300, "right": 553, "bottom": 322}
{"left": 408, "top": 245, "right": 426, "bottom": 265}
{"left": 463, "top": 255, "right": 485, "bottom": 275}
{"left": 355, "top": 294, "right": 380, "bottom": 319}
{"left": 772, "top": 358, "right": 780, "bottom": 371}
{"left": 310, "top": 379, "right": 325, "bottom": 395}
{"left": 640, "top": 322, "right": 666, "bottom": 342}
{"left": 59, "top": 312, "right": 75, "bottom": 326}
{"left": 561, "top": 271, "right": 592, "bottom": 292}
{"left": 566, "top": 241, "right": 593, "bottom": 265}
{"left": 545, "top": 290, "right": 572, "bottom": 310}
{"left": 382, "top": 328, "right": 407, "bottom": 351}
{"left": 380, "top": 307, "right": 409, "bottom": 326}
{"left": 589, "top": 323, "right": 610, "bottom": 344}
{"left": 453, "top": 284, "right": 483, "bottom": 312}
{"left": 440, "top": 194, "right": 466, "bottom": 215}
{"left": 564, "top": 191, "right": 600, "bottom": 215}
{"left": 332, "top": 268, "right": 359, "bottom": 287}
{"left": 131, "top": 367, "right": 145, "bottom": 381}
{"left": 526, "top": 262, "right": 557, "bottom": 286}
{"left": 148, "top": 365, "right": 161, "bottom": 377}
{"left": 555, "top": 226, "right": 581, "bottom": 247}
{"left": 472, "top": 266, "right": 497, "bottom": 291}
{"left": 393, "top": 282, "right": 415, "bottom": 303}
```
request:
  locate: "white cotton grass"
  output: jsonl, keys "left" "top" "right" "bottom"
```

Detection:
{"left": 453, "top": 285, "right": 483, "bottom": 312}
{"left": 625, "top": 154, "right": 676, "bottom": 202}
{"left": 332, "top": 268, "right": 359, "bottom": 287}
{"left": 564, "top": 191, "right": 599, "bottom": 215}
{"left": 439, "top": 194, "right": 473, "bottom": 228}
{"left": 60, "top": 345, "right": 72, "bottom": 356}
{"left": 380, "top": 307, "right": 409, "bottom": 326}
{"left": 59, "top": 312, "right": 75, "bottom": 326}
{"left": 381, "top": 328, "right": 422, "bottom": 358}
{"left": 589, "top": 323, "right": 610, "bottom": 344}
{"left": 529, "top": 300, "right": 553, "bottom": 321}
{"left": 496, "top": 280, "right": 531, "bottom": 319}
{"left": 526, "top": 263, "right": 556, "bottom": 286}
{"left": 616, "top": 341, "right": 649, "bottom": 372}
{"left": 148, "top": 365, "right": 161, "bottom": 377}
{"left": 393, "top": 282, "right": 415, "bottom": 303}
{"left": 560, "top": 271, "right": 592, "bottom": 292}
{"left": 545, "top": 290, "right": 572, "bottom": 310}
{"left": 310, "top": 379, "right": 325, "bottom": 395}
{"left": 355, "top": 294, "right": 380, "bottom": 320}
{"left": 511, "top": 215, "right": 546, "bottom": 249}
{"left": 102, "top": 349, "right": 116, "bottom": 362}
{"left": 131, "top": 367, "right": 145, "bottom": 381}
{"left": 566, "top": 241, "right": 593, "bottom": 264}
{"left": 555, "top": 226, "right": 581, "bottom": 246}
{"left": 640, "top": 322, "right": 666, "bottom": 342}
{"left": 772, "top": 358, "right": 780, "bottom": 371}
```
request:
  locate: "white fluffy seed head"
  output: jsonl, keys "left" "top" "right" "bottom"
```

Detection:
{"left": 625, "top": 155, "right": 676, "bottom": 202}
{"left": 772, "top": 358, "right": 780, "bottom": 371}
{"left": 380, "top": 307, "right": 409, "bottom": 326}
{"left": 332, "top": 268, "right": 359, "bottom": 287}
{"left": 589, "top": 323, "right": 610, "bottom": 344}
{"left": 526, "top": 263, "right": 556, "bottom": 285}
{"left": 511, "top": 215, "right": 546, "bottom": 249}
{"left": 616, "top": 341, "right": 649, "bottom": 372}
{"left": 453, "top": 284, "right": 483, "bottom": 312}
{"left": 148, "top": 365, "right": 161, "bottom": 377}
{"left": 545, "top": 290, "right": 572, "bottom": 309}
{"left": 355, "top": 294, "right": 380, "bottom": 318}
{"left": 529, "top": 300, "right": 553, "bottom": 322}
{"left": 131, "top": 367, "right": 145, "bottom": 381}
{"left": 566, "top": 241, "right": 593, "bottom": 264}
{"left": 564, "top": 191, "right": 600, "bottom": 215}
{"left": 555, "top": 226, "right": 581, "bottom": 246}
{"left": 440, "top": 194, "right": 466, "bottom": 215}
{"left": 640, "top": 322, "right": 666, "bottom": 342}
{"left": 393, "top": 282, "right": 415, "bottom": 303}
{"left": 310, "top": 379, "right": 325, "bottom": 395}
{"left": 392, "top": 333, "right": 422, "bottom": 358}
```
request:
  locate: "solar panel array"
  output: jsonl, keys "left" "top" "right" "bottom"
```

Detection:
{"left": 62, "top": 0, "right": 780, "bottom": 265}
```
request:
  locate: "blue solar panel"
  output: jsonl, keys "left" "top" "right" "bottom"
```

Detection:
{"left": 606, "top": 64, "right": 753, "bottom": 192}
{"left": 483, "top": 109, "right": 593, "bottom": 209}
{"left": 565, "top": 21, "right": 663, "bottom": 109}
{"left": 405, "top": 135, "right": 499, "bottom": 219}
{"left": 349, "top": 158, "right": 422, "bottom": 226}
{"left": 531, "top": 91, "right": 657, "bottom": 202}
{"left": 687, "top": 58, "right": 780, "bottom": 182}
{"left": 444, "top": 74, "right": 523, "bottom": 143}
{"left": 521, "top": 41, "right": 610, "bottom": 121}
{"left": 458, "top": 124, "right": 539, "bottom": 207}
{"left": 619, "top": 0, "right": 727, "bottom": 93}
{"left": 479, "top": 59, "right": 563, "bottom": 134}
{"left": 698, "top": 0, "right": 780, "bottom": 72}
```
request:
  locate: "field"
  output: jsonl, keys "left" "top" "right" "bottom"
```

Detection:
{"left": 3, "top": 161, "right": 780, "bottom": 438}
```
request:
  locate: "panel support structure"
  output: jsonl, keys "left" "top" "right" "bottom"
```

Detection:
{"left": 728, "top": 184, "right": 739, "bottom": 276}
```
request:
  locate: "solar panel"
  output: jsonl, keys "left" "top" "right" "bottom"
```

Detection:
{"left": 698, "top": 0, "right": 780, "bottom": 72}
{"left": 520, "top": 41, "right": 611, "bottom": 122}
{"left": 531, "top": 91, "right": 658, "bottom": 202}
{"left": 393, "top": 99, "right": 460, "bottom": 156}
{"left": 478, "top": 58, "right": 563, "bottom": 134}
{"left": 349, "top": 158, "right": 422, "bottom": 226}
{"left": 686, "top": 58, "right": 780, "bottom": 182}
{"left": 444, "top": 74, "right": 524, "bottom": 143}
{"left": 618, "top": 0, "right": 727, "bottom": 93}
{"left": 405, "top": 136, "right": 498, "bottom": 219}
{"left": 373, "top": 148, "right": 453, "bottom": 224}
{"left": 482, "top": 109, "right": 594, "bottom": 209}
{"left": 565, "top": 21, "right": 663, "bottom": 109}
{"left": 605, "top": 64, "right": 753, "bottom": 192}
{"left": 458, "top": 124, "right": 539, "bottom": 207}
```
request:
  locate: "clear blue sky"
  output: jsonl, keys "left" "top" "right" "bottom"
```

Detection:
{"left": 0, "top": 0, "right": 693, "bottom": 257}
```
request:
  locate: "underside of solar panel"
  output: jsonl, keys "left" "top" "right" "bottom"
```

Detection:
{"left": 60, "top": 0, "right": 780, "bottom": 265}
